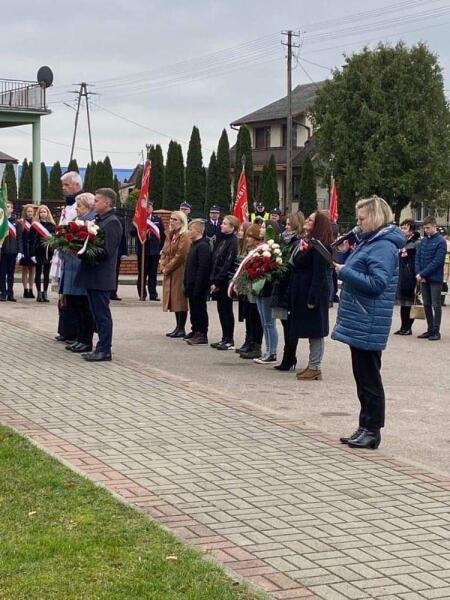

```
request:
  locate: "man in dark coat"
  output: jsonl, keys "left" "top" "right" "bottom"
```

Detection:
{"left": 203, "top": 205, "right": 223, "bottom": 247}
{"left": 184, "top": 219, "right": 212, "bottom": 344}
{"left": 130, "top": 200, "right": 165, "bottom": 300}
{"left": 0, "top": 201, "right": 23, "bottom": 302}
{"left": 76, "top": 188, "right": 123, "bottom": 362}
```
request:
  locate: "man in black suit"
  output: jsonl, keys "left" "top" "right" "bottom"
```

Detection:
{"left": 75, "top": 188, "right": 123, "bottom": 362}
{"left": 203, "top": 205, "right": 223, "bottom": 248}
{"left": 130, "top": 200, "right": 165, "bottom": 300}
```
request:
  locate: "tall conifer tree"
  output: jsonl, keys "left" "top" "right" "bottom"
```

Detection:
{"left": 205, "top": 152, "right": 218, "bottom": 214}
{"left": 164, "top": 141, "right": 185, "bottom": 210}
{"left": 3, "top": 163, "right": 17, "bottom": 202}
{"left": 298, "top": 156, "right": 317, "bottom": 217}
{"left": 149, "top": 144, "right": 164, "bottom": 209}
{"left": 216, "top": 129, "right": 231, "bottom": 210}
{"left": 234, "top": 126, "right": 254, "bottom": 206}
{"left": 41, "top": 162, "right": 49, "bottom": 199}
{"left": 259, "top": 154, "right": 279, "bottom": 210}
{"left": 67, "top": 158, "right": 79, "bottom": 172}
{"left": 48, "top": 161, "right": 63, "bottom": 199}
{"left": 185, "top": 126, "right": 205, "bottom": 214}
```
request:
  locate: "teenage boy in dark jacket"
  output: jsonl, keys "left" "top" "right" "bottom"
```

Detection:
{"left": 210, "top": 215, "right": 239, "bottom": 350}
{"left": 183, "top": 219, "right": 212, "bottom": 345}
{"left": 415, "top": 216, "right": 447, "bottom": 341}
{"left": 0, "top": 201, "right": 23, "bottom": 302}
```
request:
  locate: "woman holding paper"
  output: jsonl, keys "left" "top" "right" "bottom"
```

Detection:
{"left": 332, "top": 195, "right": 404, "bottom": 449}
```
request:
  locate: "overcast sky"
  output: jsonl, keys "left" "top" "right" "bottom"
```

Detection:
{"left": 2, "top": 0, "right": 450, "bottom": 171}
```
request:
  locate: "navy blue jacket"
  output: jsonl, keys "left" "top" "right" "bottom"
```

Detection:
{"left": 1, "top": 218, "right": 23, "bottom": 255}
{"left": 75, "top": 210, "right": 123, "bottom": 291}
{"left": 332, "top": 225, "right": 405, "bottom": 351}
{"left": 415, "top": 232, "right": 447, "bottom": 283}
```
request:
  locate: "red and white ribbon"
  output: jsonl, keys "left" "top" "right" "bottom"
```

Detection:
{"left": 32, "top": 221, "right": 52, "bottom": 239}
{"left": 146, "top": 218, "right": 161, "bottom": 240}
{"left": 8, "top": 222, "right": 17, "bottom": 239}
{"left": 21, "top": 219, "right": 32, "bottom": 232}
{"left": 227, "top": 243, "right": 265, "bottom": 298}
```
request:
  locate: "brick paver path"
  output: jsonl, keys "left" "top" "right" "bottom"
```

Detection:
{"left": 1, "top": 320, "right": 450, "bottom": 600}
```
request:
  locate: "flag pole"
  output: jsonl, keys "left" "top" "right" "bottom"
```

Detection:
{"left": 139, "top": 240, "right": 146, "bottom": 301}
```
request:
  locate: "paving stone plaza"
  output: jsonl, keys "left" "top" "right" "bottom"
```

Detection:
{"left": 1, "top": 290, "right": 449, "bottom": 600}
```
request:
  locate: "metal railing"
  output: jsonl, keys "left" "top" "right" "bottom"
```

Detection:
{"left": 0, "top": 79, "right": 47, "bottom": 111}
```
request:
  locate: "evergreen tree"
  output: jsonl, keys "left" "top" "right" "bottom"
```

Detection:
{"left": 234, "top": 126, "right": 254, "bottom": 206}
{"left": 67, "top": 158, "right": 79, "bottom": 172}
{"left": 41, "top": 162, "right": 49, "bottom": 199}
{"left": 259, "top": 155, "right": 279, "bottom": 210}
{"left": 312, "top": 42, "right": 450, "bottom": 220}
{"left": 103, "top": 155, "right": 114, "bottom": 188}
{"left": 164, "top": 141, "right": 185, "bottom": 210}
{"left": 19, "top": 158, "right": 32, "bottom": 199}
{"left": 94, "top": 160, "right": 109, "bottom": 189}
{"left": 2, "top": 162, "right": 17, "bottom": 203}
{"left": 216, "top": 129, "right": 231, "bottom": 210}
{"left": 113, "top": 175, "right": 120, "bottom": 203}
{"left": 134, "top": 164, "right": 143, "bottom": 190}
{"left": 205, "top": 152, "right": 218, "bottom": 214}
{"left": 185, "top": 126, "right": 205, "bottom": 214}
{"left": 83, "top": 163, "right": 91, "bottom": 191}
{"left": 86, "top": 161, "right": 97, "bottom": 193}
{"left": 298, "top": 156, "right": 317, "bottom": 217}
{"left": 48, "top": 161, "right": 63, "bottom": 199}
{"left": 149, "top": 144, "right": 164, "bottom": 209}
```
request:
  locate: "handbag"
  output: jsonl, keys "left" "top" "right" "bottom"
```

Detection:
{"left": 410, "top": 288, "right": 425, "bottom": 320}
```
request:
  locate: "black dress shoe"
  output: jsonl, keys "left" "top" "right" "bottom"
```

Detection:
{"left": 166, "top": 328, "right": 179, "bottom": 337}
{"left": 171, "top": 329, "right": 186, "bottom": 338}
{"left": 340, "top": 427, "right": 364, "bottom": 444}
{"left": 55, "top": 334, "right": 71, "bottom": 342}
{"left": 348, "top": 429, "right": 381, "bottom": 449}
{"left": 82, "top": 351, "right": 112, "bottom": 362}
{"left": 149, "top": 296, "right": 159, "bottom": 301}
{"left": 7, "top": 295, "right": 16, "bottom": 302}
{"left": 65, "top": 342, "right": 81, "bottom": 351}
{"left": 111, "top": 295, "right": 122, "bottom": 301}
{"left": 71, "top": 343, "right": 93, "bottom": 353}
{"left": 417, "top": 331, "right": 431, "bottom": 339}
{"left": 0, "top": 296, "right": 6, "bottom": 302}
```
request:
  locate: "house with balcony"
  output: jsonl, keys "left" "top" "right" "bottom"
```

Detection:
{"left": 0, "top": 71, "right": 52, "bottom": 203}
{"left": 230, "top": 81, "right": 329, "bottom": 211}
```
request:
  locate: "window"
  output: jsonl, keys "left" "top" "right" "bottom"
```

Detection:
{"left": 254, "top": 127, "right": 271, "bottom": 149}
{"left": 282, "top": 124, "right": 298, "bottom": 148}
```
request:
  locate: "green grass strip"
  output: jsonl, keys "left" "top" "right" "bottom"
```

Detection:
{"left": 0, "top": 426, "right": 264, "bottom": 600}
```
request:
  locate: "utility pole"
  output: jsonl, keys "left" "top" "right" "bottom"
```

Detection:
{"left": 69, "top": 82, "right": 96, "bottom": 164}
{"left": 282, "top": 31, "right": 300, "bottom": 212}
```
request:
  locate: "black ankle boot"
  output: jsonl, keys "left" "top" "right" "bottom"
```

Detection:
{"left": 340, "top": 427, "right": 364, "bottom": 444}
{"left": 236, "top": 337, "right": 251, "bottom": 354}
{"left": 348, "top": 429, "right": 381, "bottom": 449}
{"left": 36, "top": 291, "right": 43, "bottom": 302}
{"left": 42, "top": 291, "right": 49, "bottom": 303}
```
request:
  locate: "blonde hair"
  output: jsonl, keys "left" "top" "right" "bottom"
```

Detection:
{"left": 223, "top": 214, "right": 240, "bottom": 232}
{"left": 76, "top": 192, "right": 95, "bottom": 211}
{"left": 356, "top": 195, "right": 393, "bottom": 230}
{"left": 21, "top": 203, "right": 36, "bottom": 219}
{"left": 188, "top": 219, "right": 205, "bottom": 234}
{"left": 33, "top": 204, "right": 56, "bottom": 226}
{"left": 170, "top": 210, "right": 188, "bottom": 234}
{"left": 286, "top": 211, "right": 305, "bottom": 236}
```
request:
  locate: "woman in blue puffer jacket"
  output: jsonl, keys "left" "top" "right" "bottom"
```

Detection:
{"left": 332, "top": 195, "right": 405, "bottom": 450}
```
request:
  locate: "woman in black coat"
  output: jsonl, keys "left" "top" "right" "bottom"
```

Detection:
{"left": 289, "top": 211, "right": 333, "bottom": 380}
{"left": 30, "top": 205, "right": 56, "bottom": 302}
{"left": 394, "top": 219, "right": 420, "bottom": 335}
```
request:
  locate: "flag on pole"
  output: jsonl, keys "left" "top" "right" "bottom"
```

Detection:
{"left": 133, "top": 160, "right": 152, "bottom": 244}
{"left": 0, "top": 182, "right": 9, "bottom": 247}
{"left": 233, "top": 167, "right": 248, "bottom": 223}
{"left": 329, "top": 177, "right": 339, "bottom": 224}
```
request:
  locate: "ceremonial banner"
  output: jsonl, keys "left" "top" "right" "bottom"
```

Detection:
{"left": 233, "top": 168, "right": 248, "bottom": 224}
{"left": 329, "top": 177, "right": 339, "bottom": 224}
{"left": 133, "top": 160, "right": 152, "bottom": 244}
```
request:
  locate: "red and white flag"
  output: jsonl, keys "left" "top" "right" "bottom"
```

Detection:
{"left": 133, "top": 160, "right": 152, "bottom": 244}
{"left": 233, "top": 168, "right": 249, "bottom": 223}
{"left": 329, "top": 177, "right": 339, "bottom": 224}
{"left": 32, "top": 221, "right": 52, "bottom": 239}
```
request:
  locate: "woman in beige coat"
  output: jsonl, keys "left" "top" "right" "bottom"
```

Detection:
{"left": 160, "top": 210, "right": 191, "bottom": 338}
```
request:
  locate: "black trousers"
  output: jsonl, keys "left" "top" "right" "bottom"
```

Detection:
{"left": 246, "top": 302, "right": 263, "bottom": 344}
{"left": 216, "top": 286, "right": 234, "bottom": 342}
{"left": 0, "top": 253, "right": 16, "bottom": 296}
{"left": 400, "top": 306, "right": 414, "bottom": 332}
{"left": 188, "top": 292, "right": 209, "bottom": 335}
{"left": 87, "top": 290, "right": 113, "bottom": 353}
{"left": 350, "top": 347, "right": 385, "bottom": 431}
{"left": 67, "top": 294, "right": 95, "bottom": 345}
{"left": 35, "top": 263, "right": 51, "bottom": 292}
{"left": 137, "top": 254, "right": 159, "bottom": 299}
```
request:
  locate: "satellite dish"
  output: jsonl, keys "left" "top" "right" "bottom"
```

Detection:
{"left": 37, "top": 66, "right": 53, "bottom": 88}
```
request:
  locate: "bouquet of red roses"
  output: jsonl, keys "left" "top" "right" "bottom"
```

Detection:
{"left": 45, "top": 220, "right": 104, "bottom": 263}
{"left": 233, "top": 239, "right": 287, "bottom": 297}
